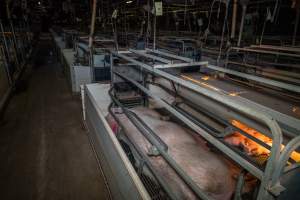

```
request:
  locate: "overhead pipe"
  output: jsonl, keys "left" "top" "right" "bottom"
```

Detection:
{"left": 237, "top": 3, "right": 247, "bottom": 47}
{"left": 89, "top": 0, "right": 97, "bottom": 82}
{"left": 217, "top": 0, "right": 230, "bottom": 64}
{"left": 230, "top": 0, "right": 238, "bottom": 39}
{"left": 153, "top": 0, "right": 156, "bottom": 50}
{"left": 146, "top": 0, "right": 150, "bottom": 48}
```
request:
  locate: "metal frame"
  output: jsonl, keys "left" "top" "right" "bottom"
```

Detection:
{"left": 84, "top": 84, "right": 151, "bottom": 200}
{"left": 206, "top": 64, "right": 300, "bottom": 93}
{"left": 230, "top": 47, "right": 300, "bottom": 59}
{"left": 109, "top": 50, "right": 300, "bottom": 200}
{"left": 121, "top": 48, "right": 207, "bottom": 69}
{"left": 250, "top": 45, "right": 300, "bottom": 54}
{"left": 112, "top": 50, "right": 300, "bottom": 135}
{"left": 157, "top": 37, "right": 198, "bottom": 56}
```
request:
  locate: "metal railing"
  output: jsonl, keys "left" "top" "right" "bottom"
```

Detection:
{"left": 110, "top": 49, "right": 288, "bottom": 200}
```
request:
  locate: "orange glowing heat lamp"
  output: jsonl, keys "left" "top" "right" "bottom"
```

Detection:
{"left": 181, "top": 75, "right": 220, "bottom": 92}
{"left": 201, "top": 76, "right": 210, "bottom": 81}
{"left": 231, "top": 120, "right": 300, "bottom": 163}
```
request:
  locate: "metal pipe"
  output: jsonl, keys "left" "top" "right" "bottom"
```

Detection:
{"left": 113, "top": 52, "right": 283, "bottom": 200}
{"left": 174, "top": 101, "right": 274, "bottom": 151}
{"left": 270, "top": 136, "right": 300, "bottom": 196}
{"left": 146, "top": 0, "right": 150, "bottom": 48}
{"left": 89, "top": 0, "right": 97, "bottom": 82}
{"left": 113, "top": 69, "right": 265, "bottom": 180}
{"left": 217, "top": 0, "right": 230, "bottom": 64}
{"left": 153, "top": 0, "right": 157, "bottom": 50}
{"left": 206, "top": 64, "right": 300, "bottom": 93}
{"left": 81, "top": 85, "right": 86, "bottom": 121}
{"left": 156, "top": 76, "right": 299, "bottom": 138}
{"left": 108, "top": 103, "right": 179, "bottom": 200}
{"left": 111, "top": 73, "right": 212, "bottom": 200}
{"left": 234, "top": 171, "right": 245, "bottom": 200}
{"left": 230, "top": 47, "right": 300, "bottom": 58}
{"left": 146, "top": 48, "right": 193, "bottom": 62}
{"left": 109, "top": 89, "right": 169, "bottom": 151}
{"left": 127, "top": 111, "right": 169, "bottom": 152}
{"left": 260, "top": 12, "right": 268, "bottom": 45}
{"left": 231, "top": 0, "right": 238, "bottom": 39}
{"left": 227, "top": 61, "right": 300, "bottom": 79}
{"left": 237, "top": 5, "right": 247, "bottom": 47}
{"left": 129, "top": 49, "right": 172, "bottom": 64}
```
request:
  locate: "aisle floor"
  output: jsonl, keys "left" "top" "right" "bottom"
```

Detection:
{"left": 0, "top": 38, "right": 110, "bottom": 200}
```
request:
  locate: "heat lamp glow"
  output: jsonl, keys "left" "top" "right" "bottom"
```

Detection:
{"left": 230, "top": 120, "right": 300, "bottom": 163}
{"left": 181, "top": 75, "right": 220, "bottom": 92}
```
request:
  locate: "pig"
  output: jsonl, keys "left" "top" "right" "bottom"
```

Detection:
{"left": 224, "top": 132, "right": 271, "bottom": 157}
{"left": 108, "top": 107, "right": 240, "bottom": 200}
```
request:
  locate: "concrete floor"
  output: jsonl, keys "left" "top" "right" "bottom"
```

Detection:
{"left": 0, "top": 38, "right": 110, "bottom": 200}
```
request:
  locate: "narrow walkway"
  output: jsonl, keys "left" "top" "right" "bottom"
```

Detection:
{"left": 0, "top": 37, "right": 110, "bottom": 200}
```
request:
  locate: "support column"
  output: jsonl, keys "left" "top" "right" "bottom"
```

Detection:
{"left": 89, "top": 0, "right": 97, "bottom": 82}
{"left": 238, "top": 5, "right": 247, "bottom": 47}
{"left": 231, "top": 0, "right": 238, "bottom": 38}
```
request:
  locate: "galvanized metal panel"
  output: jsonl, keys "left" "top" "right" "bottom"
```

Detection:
{"left": 84, "top": 84, "right": 150, "bottom": 200}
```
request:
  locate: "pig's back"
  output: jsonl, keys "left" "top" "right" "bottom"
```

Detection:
{"left": 133, "top": 108, "right": 236, "bottom": 200}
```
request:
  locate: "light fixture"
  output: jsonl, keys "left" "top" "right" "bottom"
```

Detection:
{"left": 126, "top": 0, "right": 133, "bottom": 4}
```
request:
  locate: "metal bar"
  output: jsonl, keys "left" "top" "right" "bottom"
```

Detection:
{"left": 237, "top": 5, "right": 247, "bottom": 47}
{"left": 85, "top": 86, "right": 151, "bottom": 200}
{"left": 108, "top": 103, "right": 179, "bottom": 200}
{"left": 160, "top": 75, "right": 299, "bottom": 138}
{"left": 283, "top": 162, "right": 300, "bottom": 174}
{"left": 113, "top": 72, "right": 212, "bottom": 200}
{"left": 113, "top": 51, "right": 283, "bottom": 200}
{"left": 271, "top": 136, "right": 300, "bottom": 188}
{"left": 206, "top": 64, "right": 300, "bottom": 93}
{"left": 234, "top": 171, "right": 245, "bottom": 200}
{"left": 89, "top": 0, "right": 97, "bottom": 82}
{"left": 109, "top": 86, "right": 168, "bottom": 151}
{"left": 129, "top": 49, "right": 173, "bottom": 64}
{"left": 146, "top": 48, "right": 194, "bottom": 62}
{"left": 113, "top": 69, "right": 265, "bottom": 180}
{"left": 127, "top": 110, "right": 169, "bottom": 152}
{"left": 261, "top": 71, "right": 300, "bottom": 85}
{"left": 159, "top": 81, "right": 281, "bottom": 157}
{"left": 176, "top": 99, "right": 268, "bottom": 149}
{"left": 227, "top": 61, "right": 300, "bottom": 79}
{"left": 154, "top": 61, "right": 208, "bottom": 69}
{"left": 231, "top": 0, "right": 238, "bottom": 39}
{"left": 250, "top": 45, "right": 300, "bottom": 53}
{"left": 153, "top": 0, "right": 157, "bottom": 50}
{"left": 231, "top": 47, "right": 300, "bottom": 58}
